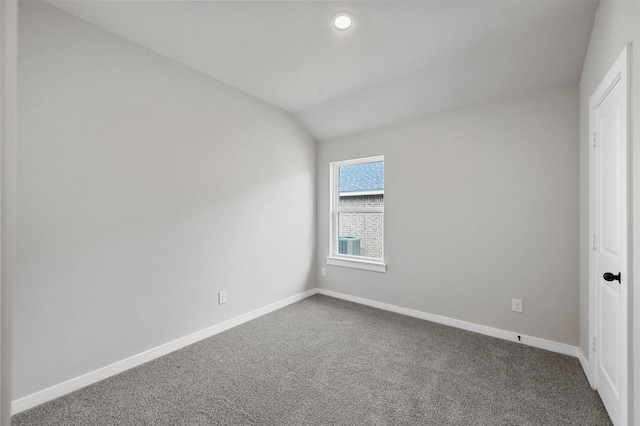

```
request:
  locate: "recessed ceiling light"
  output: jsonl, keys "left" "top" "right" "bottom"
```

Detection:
{"left": 331, "top": 12, "right": 354, "bottom": 30}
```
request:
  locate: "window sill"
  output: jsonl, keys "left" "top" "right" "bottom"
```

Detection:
{"left": 326, "top": 256, "right": 387, "bottom": 273}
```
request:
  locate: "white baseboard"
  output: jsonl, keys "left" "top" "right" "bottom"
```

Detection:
{"left": 577, "top": 348, "right": 594, "bottom": 388}
{"left": 13, "top": 286, "right": 583, "bottom": 415}
{"left": 11, "top": 288, "right": 319, "bottom": 415}
{"left": 316, "top": 288, "right": 580, "bottom": 358}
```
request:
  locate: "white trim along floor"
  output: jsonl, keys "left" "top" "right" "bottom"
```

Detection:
{"left": 12, "top": 288, "right": 589, "bottom": 415}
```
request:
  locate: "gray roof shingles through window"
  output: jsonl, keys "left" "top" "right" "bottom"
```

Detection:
{"left": 339, "top": 161, "right": 384, "bottom": 193}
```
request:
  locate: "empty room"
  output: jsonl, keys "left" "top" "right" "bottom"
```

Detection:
{"left": 1, "top": 0, "right": 639, "bottom": 425}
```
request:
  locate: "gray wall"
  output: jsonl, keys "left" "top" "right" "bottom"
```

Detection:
{"left": 317, "top": 87, "right": 580, "bottom": 346}
{"left": 578, "top": 0, "right": 640, "bottom": 420}
{"left": 14, "top": 1, "right": 315, "bottom": 399}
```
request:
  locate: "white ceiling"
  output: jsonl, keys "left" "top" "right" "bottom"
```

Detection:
{"left": 47, "top": 0, "right": 598, "bottom": 140}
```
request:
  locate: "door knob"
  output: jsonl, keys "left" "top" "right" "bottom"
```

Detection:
{"left": 603, "top": 272, "right": 621, "bottom": 283}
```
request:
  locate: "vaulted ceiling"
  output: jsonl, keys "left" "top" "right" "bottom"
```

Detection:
{"left": 47, "top": 0, "right": 598, "bottom": 140}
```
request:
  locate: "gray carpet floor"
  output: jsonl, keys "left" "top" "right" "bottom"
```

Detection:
{"left": 13, "top": 294, "right": 611, "bottom": 425}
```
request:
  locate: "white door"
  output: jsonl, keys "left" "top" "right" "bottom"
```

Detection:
{"left": 590, "top": 47, "right": 628, "bottom": 426}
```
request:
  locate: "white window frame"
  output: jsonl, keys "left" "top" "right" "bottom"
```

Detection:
{"left": 326, "top": 155, "right": 386, "bottom": 273}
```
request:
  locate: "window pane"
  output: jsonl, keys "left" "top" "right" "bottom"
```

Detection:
{"left": 338, "top": 161, "right": 384, "bottom": 208}
{"left": 338, "top": 212, "right": 383, "bottom": 259}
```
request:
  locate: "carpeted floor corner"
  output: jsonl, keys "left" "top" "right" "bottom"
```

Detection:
{"left": 12, "top": 294, "right": 612, "bottom": 425}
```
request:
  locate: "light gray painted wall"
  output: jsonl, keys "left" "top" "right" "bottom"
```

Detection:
{"left": 317, "top": 87, "right": 580, "bottom": 346}
{"left": 14, "top": 1, "right": 315, "bottom": 399}
{"left": 578, "top": 1, "right": 640, "bottom": 421}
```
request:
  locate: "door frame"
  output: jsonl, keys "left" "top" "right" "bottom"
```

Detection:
{"left": 0, "top": 1, "right": 17, "bottom": 424}
{"left": 588, "top": 45, "right": 630, "bottom": 425}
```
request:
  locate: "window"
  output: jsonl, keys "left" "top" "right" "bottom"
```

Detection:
{"left": 327, "top": 156, "right": 386, "bottom": 272}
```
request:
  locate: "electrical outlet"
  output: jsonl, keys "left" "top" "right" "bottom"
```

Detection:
{"left": 512, "top": 299, "right": 522, "bottom": 313}
{"left": 321, "top": 267, "right": 326, "bottom": 276}
{"left": 218, "top": 291, "right": 227, "bottom": 305}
